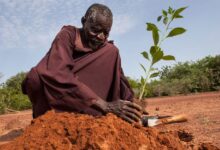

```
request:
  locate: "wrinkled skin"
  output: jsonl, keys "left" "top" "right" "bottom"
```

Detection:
{"left": 81, "top": 13, "right": 112, "bottom": 50}
{"left": 106, "top": 100, "right": 143, "bottom": 123}
{"left": 93, "top": 99, "right": 145, "bottom": 124}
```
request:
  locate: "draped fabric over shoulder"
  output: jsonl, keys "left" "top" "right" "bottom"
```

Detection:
{"left": 22, "top": 25, "right": 134, "bottom": 118}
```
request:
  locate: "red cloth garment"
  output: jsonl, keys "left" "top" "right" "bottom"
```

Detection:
{"left": 22, "top": 25, "right": 134, "bottom": 118}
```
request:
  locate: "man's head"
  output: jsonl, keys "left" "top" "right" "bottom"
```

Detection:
{"left": 81, "top": 3, "right": 113, "bottom": 50}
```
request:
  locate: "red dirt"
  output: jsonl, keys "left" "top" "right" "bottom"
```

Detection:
{"left": 0, "top": 91, "right": 219, "bottom": 149}
{"left": 1, "top": 111, "right": 191, "bottom": 150}
{"left": 0, "top": 110, "right": 32, "bottom": 145}
{"left": 147, "top": 91, "right": 220, "bottom": 148}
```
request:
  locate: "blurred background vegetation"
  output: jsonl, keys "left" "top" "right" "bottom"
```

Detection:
{"left": 0, "top": 55, "right": 219, "bottom": 114}
{"left": 128, "top": 55, "right": 220, "bottom": 98}
{"left": 0, "top": 72, "right": 31, "bottom": 114}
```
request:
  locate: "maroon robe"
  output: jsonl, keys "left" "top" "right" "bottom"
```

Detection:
{"left": 22, "top": 25, "right": 134, "bottom": 118}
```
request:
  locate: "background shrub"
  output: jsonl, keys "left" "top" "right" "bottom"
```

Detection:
{"left": 128, "top": 55, "right": 220, "bottom": 98}
{"left": 0, "top": 72, "right": 31, "bottom": 113}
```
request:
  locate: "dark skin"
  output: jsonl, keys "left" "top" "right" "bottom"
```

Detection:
{"left": 81, "top": 13, "right": 111, "bottom": 50}
{"left": 81, "top": 13, "right": 144, "bottom": 124}
{"left": 94, "top": 99, "right": 143, "bottom": 124}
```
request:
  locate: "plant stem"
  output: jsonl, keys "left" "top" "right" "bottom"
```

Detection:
{"left": 158, "top": 15, "right": 172, "bottom": 47}
{"left": 139, "top": 63, "right": 152, "bottom": 100}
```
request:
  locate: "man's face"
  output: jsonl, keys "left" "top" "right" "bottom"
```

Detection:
{"left": 83, "top": 14, "right": 112, "bottom": 50}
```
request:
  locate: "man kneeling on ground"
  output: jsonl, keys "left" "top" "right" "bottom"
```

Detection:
{"left": 22, "top": 3, "right": 145, "bottom": 124}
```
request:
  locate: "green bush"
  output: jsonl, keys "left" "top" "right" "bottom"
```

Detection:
{"left": 0, "top": 101, "right": 6, "bottom": 114}
{"left": 150, "top": 78, "right": 193, "bottom": 96}
{"left": 9, "top": 91, "right": 31, "bottom": 110}
{"left": 127, "top": 77, "right": 141, "bottom": 98}
{"left": 128, "top": 55, "right": 220, "bottom": 98}
{"left": 0, "top": 72, "right": 31, "bottom": 113}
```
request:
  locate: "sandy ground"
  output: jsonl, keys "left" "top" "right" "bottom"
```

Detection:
{"left": 0, "top": 91, "right": 219, "bottom": 147}
{"left": 0, "top": 110, "right": 32, "bottom": 145}
{"left": 147, "top": 91, "right": 220, "bottom": 148}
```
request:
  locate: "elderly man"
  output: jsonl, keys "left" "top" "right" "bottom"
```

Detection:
{"left": 22, "top": 3, "right": 144, "bottom": 123}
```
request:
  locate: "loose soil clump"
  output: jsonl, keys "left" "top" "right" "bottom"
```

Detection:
{"left": 0, "top": 111, "right": 219, "bottom": 150}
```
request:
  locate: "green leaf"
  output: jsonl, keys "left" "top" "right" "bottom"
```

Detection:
{"left": 146, "top": 23, "right": 158, "bottom": 31}
{"left": 140, "top": 63, "right": 146, "bottom": 72}
{"left": 167, "top": 27, "right": 186, "bottom": 37}
{"left": 146, "top": 23, "right": 159, "bottom": 45}
{"left": 175, "top": 14, "right": 183, "bottom": 18}
{"left": 150, "top": 46, "right": 157, "bottom": 57}
{"left": 157, "top": 16, "right": 162, "bottom": 22}
{"left": 152, "top": 48, "right": 164, "bottom": 65}
{"left": 162, "top": 10, "right": 167, "bottom": 16}
{"left": 141, "top": 76, "right": 145, "bottom": 85}
{"left": 150, "top": 67, "right": 158, "bottom": 71}
{"left": 141, "top": 51, "right": 149, "bottom": 60}
{"left": 168, "top": 7, "right": 173, "bottom": 14}
{"left": 152, "top": 29, "right": 159, "bottom": 46}
{"left": 163, "top": 17, "right": 168, "bottom": 25}
{"left": 172, "top": 7, "right": 187, "bottom": 19}
{"left": 176, "top": 7, "right": 187, "bottom": 14}
{"left": 150, "top": 72, "right": 160, "bottom": 78}
{"left": 162, "top": 55, "right": 175, "bottom": 61}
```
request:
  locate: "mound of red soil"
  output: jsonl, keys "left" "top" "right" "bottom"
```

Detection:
{"left": 0, "top": 111, "right": 219, "bottom": 150}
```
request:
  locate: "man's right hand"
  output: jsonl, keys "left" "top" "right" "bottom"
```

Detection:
{"left": 92, "top": 99, "right": 143, "bottom": 123}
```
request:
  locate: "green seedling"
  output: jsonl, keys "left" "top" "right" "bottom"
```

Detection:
{"left": 139, "top": 6, "right": 187, "bottom": 100}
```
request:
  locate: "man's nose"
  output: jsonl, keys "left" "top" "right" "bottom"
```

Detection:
{"left": 97, "top": 32, "right": 105, "bottom": 41}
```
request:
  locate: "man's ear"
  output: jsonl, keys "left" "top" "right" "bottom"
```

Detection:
{"left": 81, "top": 16, "right": 86, "bottom": 26}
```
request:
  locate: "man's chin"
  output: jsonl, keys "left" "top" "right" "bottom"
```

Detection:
{"left": 88, "top": 42, "right": 103, "bottom": 50}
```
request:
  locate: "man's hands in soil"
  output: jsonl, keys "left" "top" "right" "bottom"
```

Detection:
{"left": 107, "top": 100, "right": 143, "bottom": 123}
{"left": 93, "top": 99, "right": 143, "bottom": 123}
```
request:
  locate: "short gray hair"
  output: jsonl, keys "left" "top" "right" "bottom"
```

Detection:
{"left": 84, "top": 3, "right": 113, "bottom": 23}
